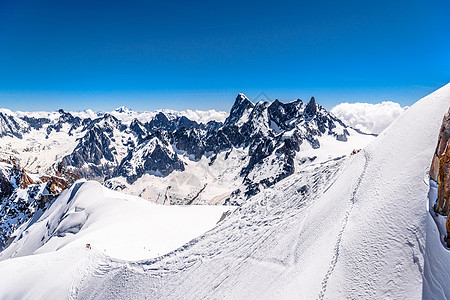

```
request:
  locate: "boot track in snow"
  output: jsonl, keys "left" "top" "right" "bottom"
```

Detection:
{"left": 317, "top": 150, "right": 370, "bottom": 300}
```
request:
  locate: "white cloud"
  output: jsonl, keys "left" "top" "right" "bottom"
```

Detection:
{"left": 172, "top": 109, "right": 228, "bottom": 124}
{"left": 331, "top": 101, "right": 406, "bottom": 134}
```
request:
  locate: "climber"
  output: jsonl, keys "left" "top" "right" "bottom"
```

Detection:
{"left": 86, "top": 243, "right": 91, "bottom": 249}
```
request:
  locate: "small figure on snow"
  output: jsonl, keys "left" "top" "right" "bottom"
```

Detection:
{"left": 351, "top": 149, "right": 361, "bottom": 155}
{"left": 86, "top": 243, "right": 91, "bottom": 250}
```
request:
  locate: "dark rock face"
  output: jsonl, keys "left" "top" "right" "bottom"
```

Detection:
{"left": 21, "top": 116, "right": 50, "bottom": 130}
{"left": 305, "top": 97, "right": 317, "bottom": 118}
{"left": 61, "top": 114, "right": 124, "bottom": 179}
{"left": 173, "top": 128, "right": 206, "bottom": 161}
{"left": 130, "top": 119, "right": 148, "bottom": 142}
{"left": 0, "top": 172, "right": 13, "bottom": 199}
{"left": 116, "top": 137, "right": 185, "bottom": 184}
{"left": 0, "top": 112, "right": 30, "bottom": 138}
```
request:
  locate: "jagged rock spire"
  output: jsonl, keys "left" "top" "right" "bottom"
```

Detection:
{"left": 305, "top": 97, "right": 317, "bottom": 117}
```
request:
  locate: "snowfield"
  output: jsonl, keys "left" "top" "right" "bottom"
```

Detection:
{"left": 0, "top": 181, "right": 230, "bottom": 299}
{"left": 0, "top": 83, "right": 449, "bottom": 299}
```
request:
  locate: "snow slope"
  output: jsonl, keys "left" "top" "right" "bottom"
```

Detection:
{"left": 0, "top": 181, "right": 230, "bottom": 261}
{"left": 0, "top": 181, "right": 230, "bottom": 299}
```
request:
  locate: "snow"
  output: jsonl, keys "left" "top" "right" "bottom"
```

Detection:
{"left": 115, "top": 147, "right": 250, "bottom": 205}
{"left": 0, "top": 181, "right": 231, "bottom": 299}
{"left": 0, "top": 123, "right": 82, "bottom": 174}
{"left": 297, "top": 127, "right": 374, "bottom": 166}
{"left": 0, "top": 181, "right": 230, "bottom": 262}
{"left": 0, "top": 83, "right": 449, "bottom": 299}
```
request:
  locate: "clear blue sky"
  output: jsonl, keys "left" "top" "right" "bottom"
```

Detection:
{"left": 0, "top": 0, "right": 448, "bottom": 112}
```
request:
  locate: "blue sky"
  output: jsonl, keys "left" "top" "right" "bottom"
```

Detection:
{"left": 0, "top": 0, "right": 448, "bottom": 112}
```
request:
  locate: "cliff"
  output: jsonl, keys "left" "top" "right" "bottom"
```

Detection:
{"left": 430, "top": 108, "right": 450, "bottom": 216}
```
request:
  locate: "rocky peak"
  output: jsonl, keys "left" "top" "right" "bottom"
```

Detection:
{"left": 175, "top": 116, "right": 198, "bottom": 130}
{"left": 304, "top": 97, "right": 317, "bottom": 117}
{"left": 146, "top": 112, "right": 170, "bottom": 132}
{"left": 130, "top": 118, "right": 148, "bottom": 141}
{"left": 116, "top": 136, "right": 185, "bottom": 184}
{"left": 224, "top": 93, "right": 255, "bottom": 126}
{"left": 86, "top": 113, "right": 124, "bottom": 132}
{"left": 57, "top": 109, "right": 80, "bottom": 125}
{"left": 267, "top": 99, "right": 303, "bottom": 131}
{"left": 46, "top": 109, "right": 82, "bottom": 136}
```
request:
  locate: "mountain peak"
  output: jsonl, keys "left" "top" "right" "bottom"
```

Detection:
{"left": 115, "top": 106, "right": 131, "bottom": 114}
{"left": 305, "top": 97, "right": 317, "bottom": 117}
{"left": 224, "top": 93, "right": 255, "bottom": 126}
{"left": 236, "top": 93, "right": 249, "bottom": 101}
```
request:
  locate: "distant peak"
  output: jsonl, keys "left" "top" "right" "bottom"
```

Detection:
{"left": 155, "top": 111, "right": 169, "bottom": 120}
{"left": 102, "top": 113, "right": 118, "bottom": 121}
{"left": 115, "top": 106, "right": 131, "bottom": 113}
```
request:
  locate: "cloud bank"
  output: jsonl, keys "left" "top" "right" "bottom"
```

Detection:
{"left": 331, "top": 101, "right": 406, "bottom": 134}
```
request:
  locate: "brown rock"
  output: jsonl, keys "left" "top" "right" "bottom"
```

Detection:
{"left": 430, "top": 107, "right": 450, "bottom": 243}
{"left": 435, "top": 146, "right": 450, "bottom": 216}
{"left": 40, "top": 175, "right": 71, "bottom": 194}
{"left": 447, "top": 215, "right": 450, "bottom": 248}
{"left": 430, "top": 108, "right": 450, "bottom": 182}
{"left": 10, "top": 166, "right": 36, "bottom": 189}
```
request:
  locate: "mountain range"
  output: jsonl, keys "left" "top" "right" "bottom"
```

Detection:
{"left": 0, "top": 94, "right": 374, "bottom": 206}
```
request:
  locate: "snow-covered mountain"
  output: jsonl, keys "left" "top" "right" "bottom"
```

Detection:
{"left": 0, "top": 84, "right": 448, "bottom": 299}
{"left": 0, "top": 95, "right": 374, "bottom": 206}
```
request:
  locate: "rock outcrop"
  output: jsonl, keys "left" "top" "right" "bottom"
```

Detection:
{"left": 430, "top": 107, "right": 450, "bottom": 246}
{"left": 431, "top": 108, "right": 450, "bottom": 217}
